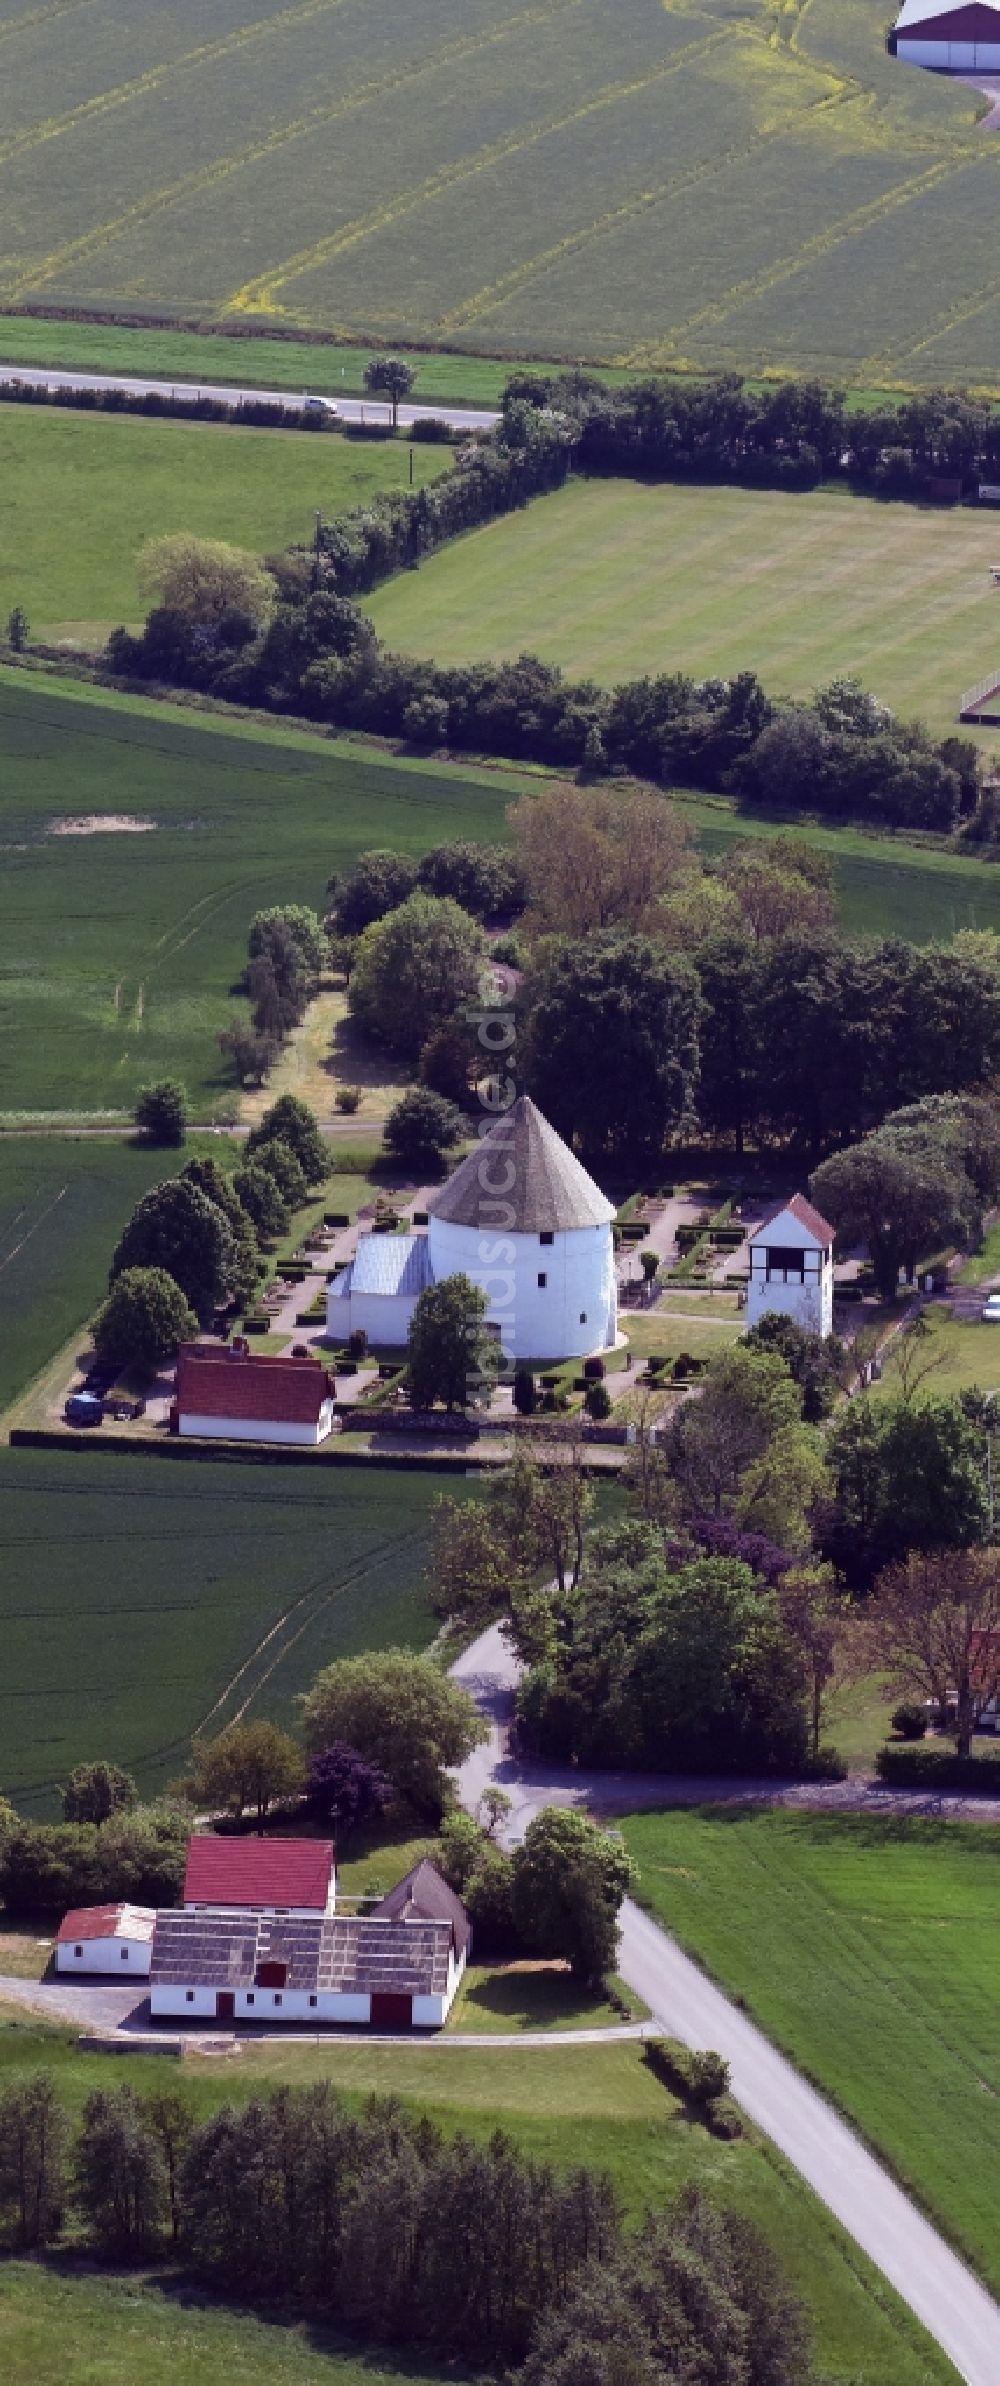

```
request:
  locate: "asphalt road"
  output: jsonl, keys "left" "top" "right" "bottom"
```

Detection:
{"left": 0, "top": 359, "right": 499, "bottom": 433}
{"left": 451, "top": 1623, "right": 1000, "bottom": 2386}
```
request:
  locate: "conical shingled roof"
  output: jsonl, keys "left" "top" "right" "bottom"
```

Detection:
{"left": 427, "top": 1096, "right": 615, "bottom": 1233}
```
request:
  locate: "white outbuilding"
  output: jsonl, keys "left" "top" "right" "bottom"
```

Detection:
{"left": 56, "top": 1902, "right": 156, "bottom": 1977}
{"left": 746, "top": 1195, "right": 835, "bottom": 1339}
{"left": 890, "top": 0, "right": 1000, "bottom": 70}
{"left": 327, "top": 1095, "right": 617, "bottom": 1363}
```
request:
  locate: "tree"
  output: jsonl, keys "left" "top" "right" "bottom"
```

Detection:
{"left": 187, "top": 1722, "right": 304, "bottom": 1826}
{"left": 349, "top": 893, "right": 486, "bottom": 1061}
{"left": 247, "top": 1094, "right": 327, "bottom": 1183}
{"left": 180, "top": 1157, "right": 259, "bottom": 1309}
{"left": 305, "top": 1743, "right": 391, "bottom": 1833}
{"left": 744, "top": 1310, "right": 845, "bottom": 1422}
{"left": 62, "top": 1761, "right": 138, "bottom": 1827}
{"left": 384, "top": 1087, "right": 465, "bottom": 1171}
{"left": 667, "top": 1345, "right": 802, "bottom": 1518}
{"left": 248, "top": 906, "right": 327, "bottom": 989}
{"left": 810, "top": 1137, "right": 979, "bottom": 1299}
{"left": 777, "top": 1565, "right": 853, "bottom": 1762}
{"left": 523, "top": 932, "right": 701, "bottom": 1160}
{"left": 109, "top": 1179, "right": 236, "bottom": 1322}
{"left": 138, "top": 533, "right": 274, "bottom": 628}
{"left": 407, "top": 1274, "right": 501, "bottom": 1412}
{"left": 218, "top": 1023, "right": 277, "bottom": 1087}
{"left": 509, "top": 781, "right": 693, "bottom": 938}
{"left": 417, "top": 842, "right": 525, "bottom": 919}
{"left": 734, "top": 1422, "right": 829, "bottom": 1555}
{"left": 6, "top": 606, "right": 28, "bottom": 653}
{"left": 867, "top": 1545, "right": 1000, "bottom": 1757}
{"left": 719, "top": 838, "right": 837, "bottom": 943}
{"left": 300, "top": 1648, "right": 487, "bottom": 1819}
{"left": 328, "top": 849, "right": 419, "bottom": 935}
{"left": 145, "top": 2086, "right": 193, "bottom": 2248}
{"left": 92, "top": 1267, "right": 197, "bottom": 1374}
{"left": 363, "top": 354, "right": 416, "bottom": 427}
{"left": 825, "top": 1395, "right": 989, "bottom": 1587}
{"left": 428, "top": 1494, "right": 514, "bottom": 1628}
{"left": 0, "top": 2074, "right": 69, "bottom": 2248}
{"left": 233, "top": 1159, "right": 289, "bottom": 1237}
{"left": 134, "top": 1080, "right": 187, "bottom": 1146}
{"left": 512, "top": 1810, "right": 633, "bottom": 1983}
{"left": 513, "top": 1364, "right": 536, "bottom": 1416}
{"left": 250, "top": 1136, "right": 308, "bottom": 1209}
{"left": 75, "top": 2087, "right": 167, "bottom": 2260}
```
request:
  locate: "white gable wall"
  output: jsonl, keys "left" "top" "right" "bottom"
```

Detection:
{"left": 57, "top": 1936, "right": 151, "bottom": 1977}
{"left": 747, "top": 1207, "right": 833, "bottom": 1339}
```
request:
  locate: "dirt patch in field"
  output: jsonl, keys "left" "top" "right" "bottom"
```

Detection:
{"left": 49, "top": 814, "right": 157, "bottom": 836}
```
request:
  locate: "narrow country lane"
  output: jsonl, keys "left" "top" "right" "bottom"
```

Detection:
{"left": 450, "top": 1623, "right": 1000, "bottom": 2386}
{"left": 0, "top": 360, "right": 498, "bottom": 433}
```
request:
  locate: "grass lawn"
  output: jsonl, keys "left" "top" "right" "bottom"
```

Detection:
{"left": 368, "top": 477, "right": 1000, "bottom": 747}
{"left": 0, "top": 671, "right": 518, "bottom": 1116}
{"left": 241, "top": 988, "right": 414, "bottom": 1128}
{"left": 623, "top": 1312, "right": 744, "bottom": 1363}
{"left": 957, "top": 1216, "right": 1000, "bottom": 1286}
{"left": 0, "top": 317, "right": 549, "bottom": 411}
{"left": 448, "top": 1961, "right": 646, "bottom": 2033}
{"left": 0, "top": 1450, "right": 460, "bottom": 1816}
{"left": 0, "top": 408, "right": 447, "bottom": 644}
{"left": 621, "top": 1806, "right": 1000, "bottom": 2298}
{"left": 0, "top": 2019, "right": 958, "bottom": 2386}
{"left": 873, "top": 1303, "right": 1000, "bottom": 1401}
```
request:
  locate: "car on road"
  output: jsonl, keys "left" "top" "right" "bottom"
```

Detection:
{"left": 981, "top": 1294, "right": 1000, "bottom": 1321}
{"left": 302, "top": 394, "right": 339, "bottom": 417}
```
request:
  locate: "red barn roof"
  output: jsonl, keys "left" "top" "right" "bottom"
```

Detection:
{"left": 183, "top": 1834, "right": 335, "bottom": 1911}
{"left": 57, "top": 1903, "right": 156, "bottom": 1945}
{"left": 175, "top": 1344, "right": 331, "bottom": 1426}
{"left": 750, "top": 1194, "right": 834, "bottom": 1247}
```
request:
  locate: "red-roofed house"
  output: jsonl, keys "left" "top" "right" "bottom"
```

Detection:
{"left": 173, "top": 1344, "right": 335, "bottom": 1447}
{"left": 183, "top": 1834, "right": 337, "bottom": 1917}
{"left": 747, "top": 1196, "right": 835, "bottom": 1339}
{"left": 56, "top": 1902, "right": 156, "bottom": 1977}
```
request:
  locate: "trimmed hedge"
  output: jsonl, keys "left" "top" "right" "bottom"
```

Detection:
{"left": 874, "top": 1745, "right": 1000, "bottom": 1791}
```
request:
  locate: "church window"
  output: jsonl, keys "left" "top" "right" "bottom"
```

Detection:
{"left": 537, "top": 1272, "right": 547, "bottom": 1288}
{"left": 580, "top": 1312, "right": 587, "bottom": 1324}
{"left": 540, "top": 1231, "right": 554, "bottom": 1245}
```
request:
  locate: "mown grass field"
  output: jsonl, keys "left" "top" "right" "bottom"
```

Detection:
{"left": 368, "top": 478, "right": 1000, "bottom": 746}
{"left": 0, "top": 1448, "right": 452, "bottom": 1815}
{"left": 0, "top": 0, "right": 996, "bottom": 386}
{"left": 0, "top": 2021, "right": 958, "bottom": 2386}
{"left": 621, "top": 1807, "right": 1000, "bottom": 2298}
{"left": 0, "top": 672, "right": 514, "bottom": 1115}
{"left": 0, "top": 408, "right": 447, "bottom": 644}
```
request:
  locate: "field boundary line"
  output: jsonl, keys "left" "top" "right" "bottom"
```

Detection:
{"left": 2, "top": 0, "right": 591, "bottom": 306}
{"left": 226, "top": 33, "right": 753, "bottom": 318}
{"left": 0, "top": 1182, "right": 67, "bottom": 1275}
{"left": 0, "top": 0, "right": 100, "bottom": 43}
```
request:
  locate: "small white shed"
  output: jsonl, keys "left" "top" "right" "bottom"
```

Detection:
{"left": 56, "top": 1902, "right": 156, "bottom": 1977}
{"left": 746, "top": 1195, "right": 835, "bottom": 1339}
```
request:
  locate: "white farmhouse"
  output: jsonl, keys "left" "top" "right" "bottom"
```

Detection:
{"left": 55, "top": 1902, "right": 156, "bottom": 1977}
{"left": 328, "top": 1095, "right": 617, "bottom": 1363}
{"left": 746, "top": 1195, "right": 835, "bottom": 1339}
{"left": 172, "top": 1346, "right": 335, "bottom": 1446}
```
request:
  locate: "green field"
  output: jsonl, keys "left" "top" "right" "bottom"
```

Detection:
{"left": 369, "top": 478, "right": 1000, "bottom": 745}
{"left": 0, "top": 2021, "right": 958, "bottom": 2386}
{"left": 0, "top": 407, "right": 446, "bottom": 643}
{"left": 0, "top": 1448, "right": 452, "bottom": 1814}
{"left": 0, "top": 673, "right": 515, "bottom": 1114}
{"left": 0, "top": 315, "right": 542, "bottom": 410}
{"left": 621, "top": 1807, "right": 1000, "bottom": 2298}
{"left": 0, "top": 0, "right": 996, "bottom": 386}
{"left": 0, "top": 1135, "right": 246, "bottom": 1416}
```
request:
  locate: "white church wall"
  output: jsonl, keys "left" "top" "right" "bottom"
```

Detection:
{"left": 428, "top": 1218, "right": 616, "bottom": 1360}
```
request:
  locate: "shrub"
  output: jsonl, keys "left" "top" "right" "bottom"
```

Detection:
{"left": 875, "top": 1746, "right": 1000, "bottom": 1789}
{"left": 348, "top": 1328, "right": 368, "bottom": 1359}
{"left": 891, "top": 1701, "right": 929, "bottom": 1740}
{"left": 513, "top": 1365, "right": 536, "bottom": 1416}
{"left": 134, "top": 1080, "right": 187, "bottom": 1146}
{"left": 585, "top": 1382, "right": 612, "bottom": 1420}
{"left": 335, "top": 1087, "right": 362, "bottom": 1113}
{"left": 583, "top": 1355, "right": 606, "bottom": 1381}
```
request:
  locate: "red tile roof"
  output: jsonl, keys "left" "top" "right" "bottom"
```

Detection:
{"left": 750, "top": 1193, "right": 834, "bottom": 1247}
{"left": 175, "top": 1344, "right": 331, "bottom": 1425}
{"left": 57, "top": 1903, "right": 155, "bottom": 1945}
{"left": 183, "top": 1835, "right": 335, "bottom": 1911}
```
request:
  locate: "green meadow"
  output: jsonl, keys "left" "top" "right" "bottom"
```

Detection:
{"left": 0, "top": 0, "right": 997, "bottom": 386}
{"left": 621, "top": 1807, "right": 1000, "bottom": 2299}
{"left": 368, "top": 477, "right": 1000, "bottom": 746}
{"left": 0, "top": 1448, "right": 452, "bottom": 1814}
{"left": 0, "top": 407, "right": 446, "bottom": 644}
{"left": 0, "top": 2023, "right": 958, "bottom": 2386}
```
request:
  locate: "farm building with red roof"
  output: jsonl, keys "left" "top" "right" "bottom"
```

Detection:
{"left": 747, "top": 1196, "right": 835, "bottom": 1340}
{"left": 56, "top": 1902, "right": 156, "bottom": 1977}
{"left": 183, "top": 1834, "right": 336, "bottom": 1917}
{"left": 173, "top": 1344, "right": 335, "bottom": 1447}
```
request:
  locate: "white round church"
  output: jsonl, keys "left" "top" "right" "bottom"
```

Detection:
{"left": 328, "top": 1095, "right": 617, "bottom": 1363}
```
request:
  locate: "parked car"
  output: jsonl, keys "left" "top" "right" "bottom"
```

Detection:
{"left": 981, "top": 1294, "right": 1000, "bottom": 1321}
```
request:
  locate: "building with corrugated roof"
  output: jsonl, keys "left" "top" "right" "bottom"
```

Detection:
{"left": 890, "top": 0, "right": 1000, "bottom": 68}
{"left": 56, "top": 1902, "right": 157, "bottom": 1977}
{"left": 327, "top": 1096, "right": 617, "bottom": 1362}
